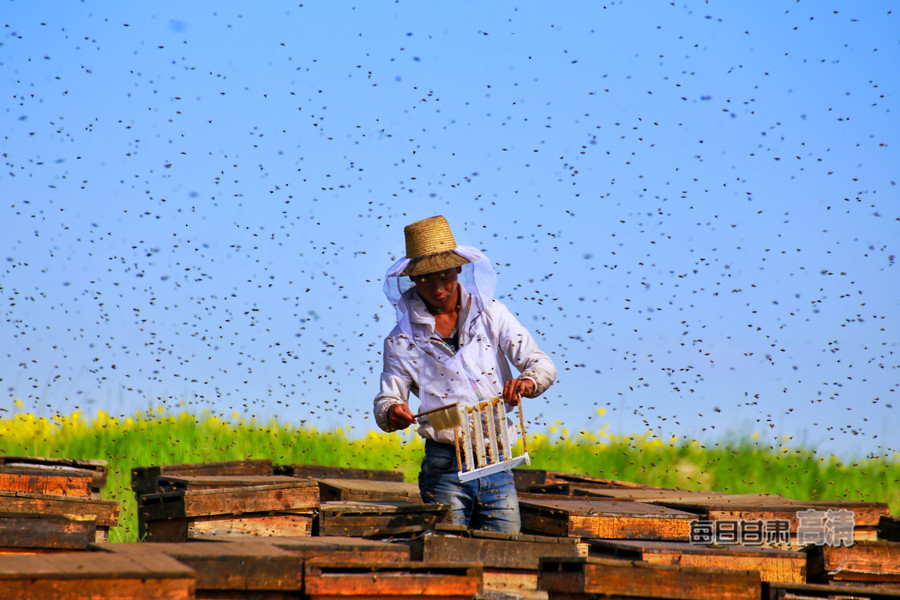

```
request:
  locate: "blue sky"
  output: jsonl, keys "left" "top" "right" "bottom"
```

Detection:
{"left": 2, "top": 1, "right": 898, "bottom": 459}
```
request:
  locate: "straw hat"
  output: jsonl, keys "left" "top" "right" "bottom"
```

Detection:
{"left": 400, "top": 216, "right": 471, "bottom": 277}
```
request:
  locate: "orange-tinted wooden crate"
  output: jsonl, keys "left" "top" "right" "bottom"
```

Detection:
{"left": 304, "top": 560, "right": 482, "bottom": 599}
{"left": 95, "top": 540, "right": 304, "bottom": 593}
{"left": 0, "top": 466, "right": 94, "bottom": 498}
{"left": 807, "top": 540, "right": 900, "bottom": 585}
{"left": 0, "top": 549, "right": 195, "bottom": 599}
{"left": 0, "top": 512, "right": 97, "bottom": 552}
{"left": 589, "top": 539, "right": 806, "bottom": 583}
{"left": 317, "top": 500, "right": 448, "bottom": 537}
{"left": 662, "top": 497, "right": 890, "bottom": 543}
{"left": 0, "top": 491, "right": 119, "bottom": 543}
{"left": 0, "top": 457, "right": 108, "bottom": 496}
{"left": 519, "top": 496, "right": 695, "bottom": 540}
{"left": 539, "top": 556, "right": 761, "bottom": 600}
{"left": 139, "top": 481, "right": 318, "bottom": 541}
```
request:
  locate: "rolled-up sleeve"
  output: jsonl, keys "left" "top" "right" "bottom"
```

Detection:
{"left": 487, "top": 300, "right": 556, "bottom": 397}
{"left": 373, "top": 335, "right": 415, "bottom": 431}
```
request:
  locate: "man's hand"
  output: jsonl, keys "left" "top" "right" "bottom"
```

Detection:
{"left": 503, "top": 378, "right": 535, "bottom": 407}
{"left": 388, "top": 403, "right": 417, "bottom": 429}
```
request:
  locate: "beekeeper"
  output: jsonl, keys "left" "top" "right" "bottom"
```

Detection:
{"left": 373, "top": 215, "right": 556, "bottom": 533}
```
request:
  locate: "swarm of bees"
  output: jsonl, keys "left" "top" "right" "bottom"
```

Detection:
{"left": 2, "top": 4, "right": 896, "bottom": 466}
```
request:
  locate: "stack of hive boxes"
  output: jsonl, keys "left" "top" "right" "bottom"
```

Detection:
{"left": 0, "top": 461, "right": 898, "bottom": 599}
{"left": 0, "top": 455, "right": 118, "bottom": 553}
{"left": 520, "top": 470, "right": 900, "bottom": 599}
{"left": 132, "top": 459, "right": 450, "bottom": 541}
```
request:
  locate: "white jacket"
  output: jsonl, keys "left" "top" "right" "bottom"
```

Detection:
{"left": 373, "top": 285, "right": 556, "bottom": 444}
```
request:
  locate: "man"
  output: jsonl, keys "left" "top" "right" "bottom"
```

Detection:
{"left": 374, "top": 215, "right": 556, "bottom": 533}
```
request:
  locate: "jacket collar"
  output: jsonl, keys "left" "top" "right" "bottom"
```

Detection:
{"left": 406, "top": 285, "right": 480, "bottom": 340}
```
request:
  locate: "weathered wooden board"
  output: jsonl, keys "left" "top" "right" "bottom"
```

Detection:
{"left": 539, "top": 556, "right": 761, "bottom": 600}
{"left": 800, "top": 501, "right": 890, "bottom": 527}
{"left": 514, "top": 469, "right": 654, "bottom": 493}
{"left": 275, "top": 464, "right": 405, "bottom": 482}
{"left": 210, "top": 535, "right": 413, "bottom": 563}
{"left": 191, "top": 535, "right": 412, "bottom": 564}
{"left": 317, "top": 500, "right": 448, "bottom": 537}
{"left": 132, "top": 459, "right": 274, "bottom": 495}
{"left": 0, "top": 549, "right": 195, "bottom": 599}
{"left": 0, "top": 512, "right": 97, "bottom": 551}
{"left": 589, "top": 539, "right": 807, "bottom": 583}
{"left": 662, "top": 498, "right": 889, "bottom": 542}
{"left": 157, "top": 474, "right": 300, "bottom": 492}
{"left": 0, "top": 491, "right": 119, "bottom": 531}
{"left": 482, "top": 570, "right": 543, "bottom": 600}
{"left": 806, "top": 540, "right": 900, "bottom": 584}
{"left": 304, "top": 560, "right": 482, "bottom": 599}
{"left": 138, "top": 481, "right": 318, "bottom": 540}
{"left": 410, "top": 529, "right": 587, "bottom": 570}
{"left": 0, "top": 457, "right": 108, "bottom": 494}
{"left": 519, "top": 497, "right": 695, "bottom": 540}
{"left": 315, "top": 478, "right": 422, "bottom": 503}
{"left": 95, "top": 540, "right": 305, "bottom": 592}
{"left": 140, "top": 480, "right": 319, "bottom": 519}
{"left": 190, "top": 512, "right": 314, "bottom": 538}
{"left": 767, "top": 581, "right": 900, "bottom": 599}
{"left": 665, "top": 497, "right": 890, "bottom": 523}
{"left": 535, "top": 484, "right": 780, "bottom": 505}
{"left": 144, "top": 511, "right": 315, "bottom": 542}
{"left": 0, "top": 466, "right": 95, "bottom": 498}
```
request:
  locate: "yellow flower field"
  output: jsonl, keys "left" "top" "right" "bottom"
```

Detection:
{"left": 1, "top": 406, "right": 897, "bottom": 542}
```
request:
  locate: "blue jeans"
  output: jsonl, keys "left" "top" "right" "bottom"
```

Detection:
{"left": 418, "top": 439, "right": 521, "bottom": 534}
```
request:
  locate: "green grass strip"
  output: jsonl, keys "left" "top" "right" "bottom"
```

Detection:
{"left": 1, "top": 407, "right": 897, "bottom": 542}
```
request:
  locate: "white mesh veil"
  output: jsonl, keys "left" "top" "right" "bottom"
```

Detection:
{"left": 383, "top": 246, "right": 497, "bottom": 342}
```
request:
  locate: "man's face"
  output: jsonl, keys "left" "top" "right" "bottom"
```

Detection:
{"left": 411, "top": 267, "right": 461, "bottom": 309}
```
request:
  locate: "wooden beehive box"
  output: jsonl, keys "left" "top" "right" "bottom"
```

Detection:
{"left": 275, "top": 463, "right": 405, "bottom": 482}
{"left": 806, "top": 540, "right": 900, "bottom": 586}
{"left": 409, "top": 529, "right": 588, "bottom": 599}
{"left": 95, "top": 537, "right": 413, "bottom": 598}
{"left": 0, "top": 512, "right": 97, "bottom": 553}
{"left": 0, "top": 456, "right": 108, "bottom": 497}
{"left": 410, "top": 528, "right": 588, "bottom": 569}
{"left": 304, "top": 560, "right": 483, "bottom": 600}
{"left": 317, "top": 500, "right": 449, "bottom": 537}
{"left": 801, "top": 500, "right": 891, "bottom": 543}
{"left": 0, "top": 465, "right": 96, "bottom": 498}
{"left": 0, "top": 549, "right": 195, "bottom": 600}
{"left": 94, "top": 540, "right": 305, "bottom": 595}
{"left": 314, "top": 478, "right": 422, "bottom": 503}
{"left": 519, "top": 496, "right": 696, "bottom": 540}
{"left": 131, "top": 458, "right": 274, "bottom": 496}
{"left": 662, "top": 497, "right": 891, "bottom": 544}
{"left": 156, "top": 473, "right": 300, "bottom": 493}
{"left": 533, "top": 484, "right": 779, "bottom": 505}
{"left": 221, "top": 535, "right": 412, "bottom": 563}
{"left": 139, "top": 480, "right": 319, "bottom": 542}
{"left": 514, "top": 469, "right": 656, "bottom": 493}
{"left": 0, "top": 490, "right": 119, "bottom": 543}
{"left": 589, "top": 539, "right": 807, "bottom": 584}
{"left": 539, "top": 556, "right": 761, "bottom": 600}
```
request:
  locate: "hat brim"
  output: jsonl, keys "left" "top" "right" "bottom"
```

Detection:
{"left": 401, "top": 251, "right": 471, "bottom": 277}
